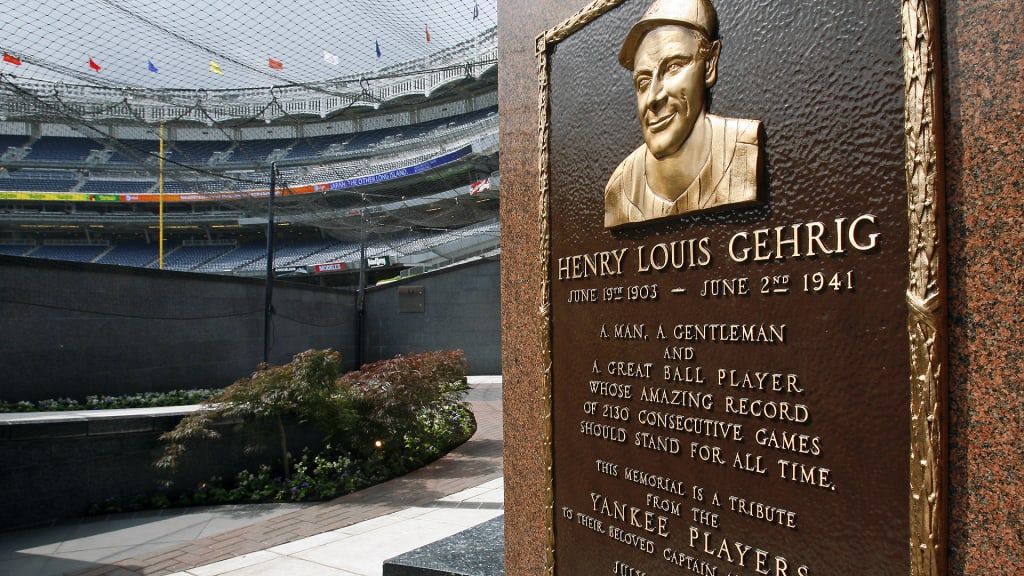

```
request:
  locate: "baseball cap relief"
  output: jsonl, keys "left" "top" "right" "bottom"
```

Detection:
{"left": 618, "top": 0, "right": 719, "bottom": 70}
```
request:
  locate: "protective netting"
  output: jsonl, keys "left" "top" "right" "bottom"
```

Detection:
{"left": 0, "top": 0, "right": 495, "bottom": 89}
{"left": 0, "top": 0, "right": 499, "bottom": 259}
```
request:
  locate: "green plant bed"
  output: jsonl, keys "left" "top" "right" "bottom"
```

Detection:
{"left": 88, "top": 402, "right": 476, "bottom": 515}
{"left": 87, "top": 348, "right": 476, "bottom": 515}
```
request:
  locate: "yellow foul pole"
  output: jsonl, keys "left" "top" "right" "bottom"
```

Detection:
{"left": 159, "top": 123, "right": 165, "bottom": 269}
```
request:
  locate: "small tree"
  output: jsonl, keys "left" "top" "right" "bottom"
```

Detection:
{"left": 338, "top": 349, "right": 469, "bottom": 456}
{"left": 157, "top": 349, "right": 356, "bottom": 478}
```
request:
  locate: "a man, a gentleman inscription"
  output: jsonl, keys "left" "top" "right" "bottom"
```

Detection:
{"left": 604, "top": 0, "right": 762, "bottom": 228}
{"left": 541, "top": 0, "right": 937, "bottom": 573}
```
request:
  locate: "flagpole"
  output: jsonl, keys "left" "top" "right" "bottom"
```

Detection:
{"left": 158, "top": 123, "right": 165, "bottom": 269}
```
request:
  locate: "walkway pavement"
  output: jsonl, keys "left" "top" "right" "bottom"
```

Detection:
{"left": 0, "top": 376, "right": 504, "bottom": 576}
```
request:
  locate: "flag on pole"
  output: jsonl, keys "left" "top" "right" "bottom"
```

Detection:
{"left": 2, "top": 52, "right": 21, "bottom": 66}
{"left": 88, "top": 57, "right": 101, "bottom": 72}
{"left": 375, "top": 40, "right": 381, "bottom": 59}
{"left": 148, "top": 60, "right": 158, "bottom": 73}
{"left": 268, "top": 57, "right": 283, "bottom": 70}
{"left": 323, "top": 50, "right": 339, "bottom": 65}
{"left": 474, "top": 2, "right": 479, "bottom": 19}
{"left": 425, "top": 24, "right": 431, "bottom": 42}
{"left": 209, "top": 60, "right": 223, "bottom": 74}
{"left": 470, "top": 178, "right": 491, "bottom": 195}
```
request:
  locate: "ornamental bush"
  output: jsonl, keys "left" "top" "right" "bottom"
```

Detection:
{"left": 339, "top": 349, "right": 470, "bottom": 458}
{"left": 151, "top": 349, "right": 473, "bottom": 507}
{"left": 156, "top": 349, "right": 356, "bottom": 477}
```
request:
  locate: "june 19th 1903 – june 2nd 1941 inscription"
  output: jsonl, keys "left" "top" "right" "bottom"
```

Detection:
{"left": 538, "top": 0, "right": 948, "bottom": 575}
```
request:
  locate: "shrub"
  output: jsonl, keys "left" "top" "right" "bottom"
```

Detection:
{"left": 155, "top": 349, "right": 471, "bottom": 483}
{"left": 95, "top": 393, "right": 475, "bottom": 515}
{"left": 338, "top": 350, "right": 470, "bottom": 458}
{"left": 62, "top": 348, "right": 476, "bottom": 516}
{"left": 156, "top": 349, "right": 357, "bottom": 477}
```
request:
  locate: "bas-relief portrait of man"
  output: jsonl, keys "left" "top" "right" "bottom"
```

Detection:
{"left": 604, "top": 0, "right": 763, "bottom": 229}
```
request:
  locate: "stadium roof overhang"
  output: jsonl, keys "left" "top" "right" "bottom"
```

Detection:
{"left": 0, "top": 54, "right": 496, "bottom": 127}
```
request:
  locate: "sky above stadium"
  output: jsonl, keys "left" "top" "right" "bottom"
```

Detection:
{"left": 0, "top": 0, "right": 496, "bottom": 91}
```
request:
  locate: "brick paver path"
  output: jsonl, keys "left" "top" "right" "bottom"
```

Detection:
{"left": 69, "top": 383, "right": 503, "bottom": 576}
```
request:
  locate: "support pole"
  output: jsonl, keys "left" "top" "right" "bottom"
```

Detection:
{"left": 264, "top": 163, "right": 276, "bottom": 364}
{"left": 158, "top": 123, "right": 165, "bottom": 269}
{"left": 356, "top": 232, "right": 367, "bottom": 367}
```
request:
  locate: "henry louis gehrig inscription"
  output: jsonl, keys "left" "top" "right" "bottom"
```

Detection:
{"left": 538, "top": 0, "right": 947, "bottom": 572}
{"left": 604, "top": 0, "right": 763, "bottom": 228}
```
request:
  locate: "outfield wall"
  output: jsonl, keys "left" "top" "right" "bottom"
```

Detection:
{"left": 363, "top": 257, "right": 502, "bottom": 375}
{"left": 0, "top": 255, "right": 359, "bottom": 402}
{"left": 0, "top": 254, "right": 502, "bottom": 402}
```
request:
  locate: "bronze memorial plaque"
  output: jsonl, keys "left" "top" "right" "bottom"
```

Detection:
{"left": 538, "top": 0, "right": 947, "bottom": 575}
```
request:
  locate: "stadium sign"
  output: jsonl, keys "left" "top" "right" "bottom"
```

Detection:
{"left": 310, "top": 261, "right": 347, "bottom": 274}
{"left": 0, "top": 192, "right": 121, "bottom": 202}
{"left": 366, "top": 255, "right": 391, "bottom": 269}
{"left": 327, "top": 146, "right": 472, "bottom": 190}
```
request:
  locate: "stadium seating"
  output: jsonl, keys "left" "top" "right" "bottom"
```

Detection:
{"left": 286, "top": 241, "right": 361, "bottom": 267}
{"left": 0, "top": 135, "right": 30, "bottom": 155}
{"left": 0, "top": 244, "right": 34, "bottom": 256}
{"left": 78, "top": 180, "right": 155, "bottom": 195}
{"left": 0, "top": 175, "right": 77, "bottom": 193}
{"left": 150, "top": 244, "right": 234, "bottom": 271}
{"left": 194, "top": 242, "right": 267, "bottom": 273}
{"left": 106, "top": 140, "right": 160, "bottom": 165}
{"left": 0, "top": 104, "right": 498, "bottom": 276}
{"left": 27, "top": 244, "right": 108, "bottom": 262}
{"left": 4, "top": 107, "right": 495, "bottom": 177}
{"left": 23, "top": 137, "right": 98, "bottom": 163}
{"left": 162, "top": 140, "right": 233, "bottom": 166}
{"left": 95, "top": 242, "right": 165, "bottom": 267}
{"left": 6, "top": 218, "right": 497, "bottom": 275}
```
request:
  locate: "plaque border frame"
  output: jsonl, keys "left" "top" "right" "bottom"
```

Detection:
{"left": 534, "top": 1, "right": 948, "bottom": 575}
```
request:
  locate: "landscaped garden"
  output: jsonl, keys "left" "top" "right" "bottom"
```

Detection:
{"left": 3, "top": 349, "right": 477, "bottom": 515}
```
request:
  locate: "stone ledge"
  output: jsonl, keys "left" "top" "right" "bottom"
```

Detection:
{"left": 0, "top": 406, "right": 203, "bottom": 440}
{"left": 0, "top": 404, "right": 321, "bottom": 530}
{"left": 383, "top": 515, "right": 504, "bottom": 576}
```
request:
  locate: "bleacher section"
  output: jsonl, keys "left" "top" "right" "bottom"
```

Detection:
{"left": 0, "top": 169, "right": 80, "bottom": 193}
{"left": 9, "top": 126, "right": 487, "bottom": 204}
{"left": 78, "top": 180, "right": 155, "bottom": 195}
{"left": 149, "top": 244, "right": 233, "bottom": 271}
{"left": 228, "top": 138, "right": 294, "bottom": 164}
{"left": 192, "top": 242, "right": 265, "bottom": 273}
{"left": 10, "top": 218, "right": 498, "bottom": 277}
{"left": 95, "top": 242, "right": 162, "bottom": 267}
{"left": 22, "top": 137, "right": 98, "bottom": 163}
{"left": 162, "top": 140, "right": 231, "bottom": 166}
{"left": 27, "top": 244, "right": 108, "bottom": 262}
{"left": 1, "top": 135, "right": 31, "bottom": 161}
{"left": 84, "top": 239, "right": 364, "bottom": 274}
{"left": 287, "top": 242, "right": 361, "bottom": 267}
{"left": 0, "top": 243, "right": 34, "bottom": 256}
{"left": 0, "top": 99, "right": 499, "bottom": 279}
{"left": 107, "top": 140, "right": 160, "bottom": 165}
{"left": 3, "top": 107, "right": 495, "bottom": 171}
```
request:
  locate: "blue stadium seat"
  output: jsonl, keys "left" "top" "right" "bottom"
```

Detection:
{"left": 27, "top": 245, "right": 107, "bottom": 262}
{"left": 24, "top": 137, "right": 98, "bottom": 163}
{"left": 95, "top": 242, "right": 163, "bottom": 267}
